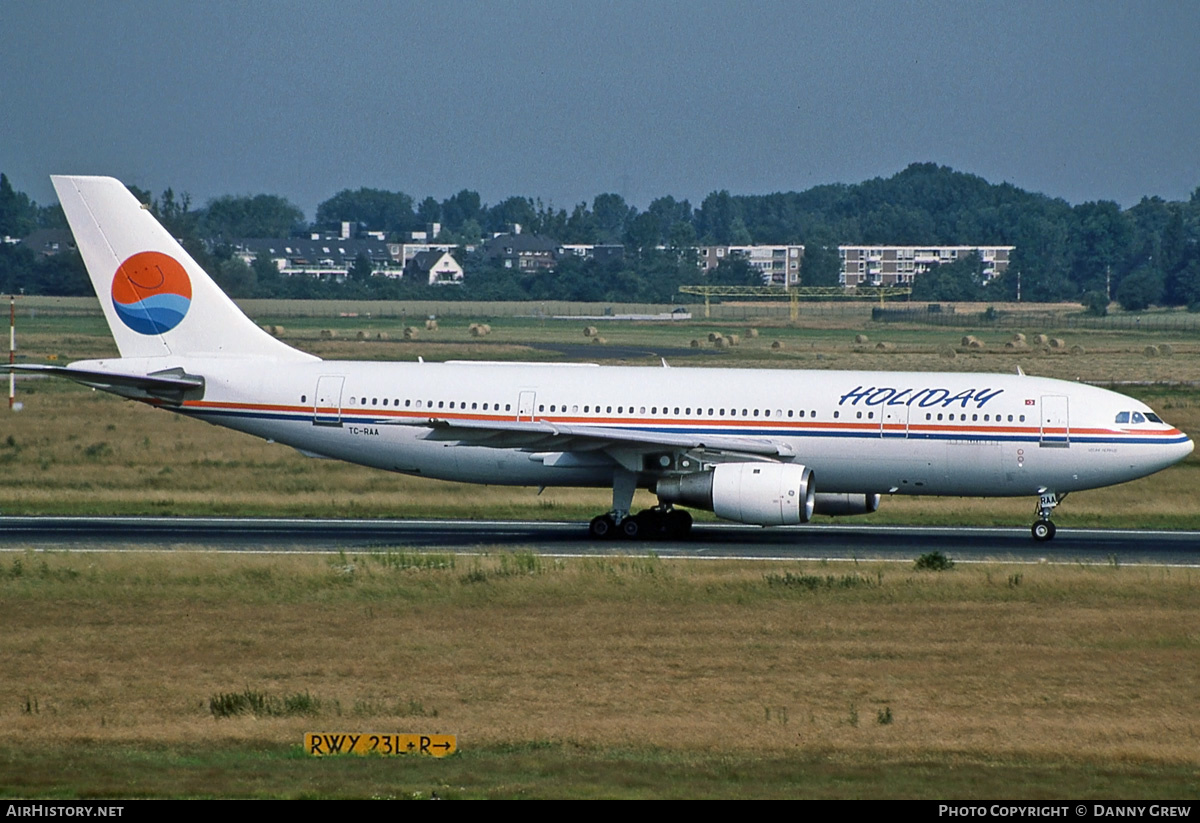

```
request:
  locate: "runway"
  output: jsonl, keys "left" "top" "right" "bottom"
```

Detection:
{"left": 2, "top": 516, "right": 1198, "bottom": 564}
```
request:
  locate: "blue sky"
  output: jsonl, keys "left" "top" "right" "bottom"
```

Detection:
{"left": 3, "top": 0, "right": 1198, "bottom": 220}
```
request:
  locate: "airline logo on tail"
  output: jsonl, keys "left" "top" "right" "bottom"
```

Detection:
{"left": 111, "top": 251, "right": 192, "bottom": 334}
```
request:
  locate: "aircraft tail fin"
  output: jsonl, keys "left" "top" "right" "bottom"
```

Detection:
{"left": 50, "top": 175, "right": 315, "bottom": 362}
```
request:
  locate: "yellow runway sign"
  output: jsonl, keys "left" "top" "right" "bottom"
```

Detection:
{"left": 305, "top": 732, "right": 456, "bottom": 757}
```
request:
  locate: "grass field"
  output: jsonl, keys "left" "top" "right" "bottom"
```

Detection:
{"left": 3, "top": 300, "right": 1200, "bottom": 798}
{"left": 2, "top": 551, "right": 1198, "bottom": 799}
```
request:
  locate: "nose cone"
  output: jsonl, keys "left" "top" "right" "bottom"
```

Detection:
{"left": 1158, "top": 432, "right": 1195, "bottom": 473}
{"left": 1181, "top": 435, "right": 1196, "bottom": 461}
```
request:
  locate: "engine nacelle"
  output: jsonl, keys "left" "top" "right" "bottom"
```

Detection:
{"left": 812, "top": 492, "right": 881, "bottom": 517}
{"left": 655, "top": 462, "right": 816, "bottom": 526}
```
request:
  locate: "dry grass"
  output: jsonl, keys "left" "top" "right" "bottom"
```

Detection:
{"left": 3, "top": 552, "right": 1198, "bottom": 765}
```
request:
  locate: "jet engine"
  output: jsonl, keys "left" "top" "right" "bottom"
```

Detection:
{"left": 812, "top": 492, "right": 881, "bottom": 517}
{"left": 655, "top": 462, "right": 815, "bottom": 526}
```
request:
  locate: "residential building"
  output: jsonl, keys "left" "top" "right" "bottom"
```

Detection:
{"left": 403, "top": 250, "right": 464, "bottom": 285}
{"left": 838, "top": 245, "right": 1014, "bottom": 287}
{"left": 481, "top": 233, "right": 558, "bottom": 270}
{"left": 232, "top": 237, "right": 402, "bottom": 278}
{"left": 558, "top": 244, "right": 625, "bottom": 264}
{"left": 696, "top": 245, "right": 805, "bottom": 285}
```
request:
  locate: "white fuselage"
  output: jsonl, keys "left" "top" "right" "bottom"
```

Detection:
{"left": 79, "top": 356, "right": 1195, "bottom": 499}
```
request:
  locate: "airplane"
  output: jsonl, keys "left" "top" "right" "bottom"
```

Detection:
{"left": 5, "top": 175, "right": 1194, "bottom": 542}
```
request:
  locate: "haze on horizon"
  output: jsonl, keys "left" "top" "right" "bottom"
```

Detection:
{"left": 3, "top": 1, "right": 1198, "bottom": 220}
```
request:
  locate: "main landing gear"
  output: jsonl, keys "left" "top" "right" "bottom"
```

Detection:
{"left": 1031, "top": 489, "right": 1062, "bottom": 542}
{"left": 589, "top": 506, "right": 693, "bottom": 540}
{"left": 588, "top": 466, "right": 693, "bottom": 540}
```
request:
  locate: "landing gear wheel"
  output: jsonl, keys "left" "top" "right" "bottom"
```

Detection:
{"left": 1032, "top": 519, "right": 1056, "bottom": 542}
{"left": 589, "top": 514, "right": 616, "bottom": 539}
{"left": 664, "top": 509, "right": 693, "bottom": 539}
{"left": 620, "top": 516, "right": 642, "bottom": 539}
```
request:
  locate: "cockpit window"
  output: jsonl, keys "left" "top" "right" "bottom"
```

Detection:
{"left": 1132, "top": 412, "right": 1146, "bottom": 424}
{"left": 1146, "top": 412, "right": 1163, "bottom": 423}
{"left": 1115, "top": 412, "right": 1130, "bottom": 424}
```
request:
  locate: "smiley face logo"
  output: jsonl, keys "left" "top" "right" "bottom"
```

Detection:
{"left": 111, "top": 251, "right": 192, "bottom": 335}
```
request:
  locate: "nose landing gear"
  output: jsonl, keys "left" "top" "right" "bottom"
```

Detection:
{"left": 1032, "top": 489, "right": 1061, "bottom": 542}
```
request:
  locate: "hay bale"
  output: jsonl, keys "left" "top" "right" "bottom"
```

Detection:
{"left": 875, "top": 341, "right": 896, "bottom": 352}
{"left": 771, "top": 340, "right": 784, "bottom": 350}
{"left": 425, "top": 319, "right": 438, "bottom": 331}
{"left": 746, "top": 327, "right": 759, "bottom": 338}
{"left": 690, "top": 339, "right": 701, "bottom": 348}
{"left": 583, "top": 325, "right": 599, "bottom": 337}
{"left": 961, "top": 335, "right": 981, "bottom": 347}
{"left": 591, "top": 336, "right": 606, "bottom": 345}
{"left": 714, "top": 337, "right": 729, "bottom": 349}
{"left": 1011, "top": 333, "right": 1027, "bottom": 344}
{"left": 854, "top": 334, "right": 869, "bottom": 344}
{"left": 1049, "top": 338, "right": 1066, "bottom": 349}
{"left": 1033, "top": 333, "right": 1049, "bottom": 345}
{"left": 403, "top": 326, "right": 419, "bottom": 340}
{"left": 937, "top": 344, "right": 957, "bottom": 360}
{"left": 727, "top": 334, "right": 740, "bottom": 346}
{"left": 967, "top": 339, "right": 984, "bottom": 350}
{"left": 708, "top": 332, "right": 723, "bottom": 343}
{"left": 376, "top": 331, "right": 389, "bottom": 341}
{"left": 1004, "top": 340, "right": 1027, "bottom": 350}
{"left": 1143, "top": 345, "right": 1160, "bottom": 357}
{"left": 319, "top": 329, "right": 337, "bottom": 340}
{"left": 1159, "top": 343, "right": 1174, "bottom": 357}
{"left": 1069, "top": 345, "right": 1085, "bottom": 356}
{"left": 272, "top": 325, "right": 284, "bottom": 336}
{"left": 355, "top": 330, "right": 368, "bottom": 340}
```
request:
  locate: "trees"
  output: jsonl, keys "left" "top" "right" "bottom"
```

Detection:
{"left": 0, "top": 174, "right": 38, "bottom": 238}
{"left": 1115, "top": 265, "right": 1165, "bottom": 311}
{"left": 910, "top": 252, "right": 989, "bottom": 302}
{"left": 200, "top": 194, "right": 305, "bottom": 239}
{"left": 316, "top": 188, "right": 414, "bottom": 236}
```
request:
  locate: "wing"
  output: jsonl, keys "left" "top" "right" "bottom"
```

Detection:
{"left": 393, "top": 416, "right": 795, "bottom": 471}
{"left": 3, "top": 364, "right": 204, "bottom": 404}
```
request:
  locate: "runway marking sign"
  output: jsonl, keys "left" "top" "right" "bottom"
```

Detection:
{"left": 305, "top": 732, "right": 456, "bottom": 757}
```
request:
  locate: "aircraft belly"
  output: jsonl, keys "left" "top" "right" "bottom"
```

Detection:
{"left": 184, "top": 411, "right": 612, "bottom": 487}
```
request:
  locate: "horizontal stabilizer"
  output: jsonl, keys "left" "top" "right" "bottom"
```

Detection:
{"left": 4, "top": 364, "right": 204, "bottom": 404}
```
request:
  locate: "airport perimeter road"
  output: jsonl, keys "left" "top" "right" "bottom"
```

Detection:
{"left": 2, "top": 517, "right": 1199, "bottom": 564}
